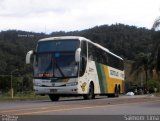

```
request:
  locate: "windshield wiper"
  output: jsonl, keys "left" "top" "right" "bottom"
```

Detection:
{"left": 54, "top": 60, "right": 66, "bottom": 78}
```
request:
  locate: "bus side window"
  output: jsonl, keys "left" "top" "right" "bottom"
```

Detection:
{"left": 80, "top": 41, "right": 87, "bottom": 76}
{"left": 89, "top": 55, "right": 93, "bottom": 60}
{"left": 88, "top": 42, "right": 95, "bottom": 61}
{"left": 103, "top": 52, "right": 108, "bottom": 65}
{"left": 80, "top": 56, "right": 86, "bottom": 76}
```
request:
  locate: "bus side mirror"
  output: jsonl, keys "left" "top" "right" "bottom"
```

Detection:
{"left": 26, "top": 50, "right": 33, "bottom": 64}
{"left": 75, "top": 48, "right": 81, "bottom": 62}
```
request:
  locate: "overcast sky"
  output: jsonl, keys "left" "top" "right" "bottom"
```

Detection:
{"left": 0, "top": 0, "right": 160, "bottom": 33}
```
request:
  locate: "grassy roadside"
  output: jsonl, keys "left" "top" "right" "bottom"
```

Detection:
{"left": 0, "top": 93, "right": 49, "bottom": 101}
{"left": 1, "top": 93, "right": 160, "bottom": 102}
{"left": 155, "top": 92, "right": 160, "bottom": 97}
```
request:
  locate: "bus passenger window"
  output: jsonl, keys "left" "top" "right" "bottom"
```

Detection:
{"left": 80, "top": 56, "right": 87, "bottom": 76}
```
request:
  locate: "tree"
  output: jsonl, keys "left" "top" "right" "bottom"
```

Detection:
{"left": 152, "top": 16, "right": 160, "bottom": 30}
{"left": 131, "top": 53, "right": 149, "bottom": 87}
{"left": 152, "top": 16, "right": 160, "bottom": 78}
{"left": 156, "top": 45, "right": 160, "bottom": 78}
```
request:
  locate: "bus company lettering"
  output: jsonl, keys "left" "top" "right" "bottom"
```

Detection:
{"left": 89, "top": 67, "right": 94, "bottom": 72}
{"left": 110, "top": 70, "right": 119, "bottom": 77}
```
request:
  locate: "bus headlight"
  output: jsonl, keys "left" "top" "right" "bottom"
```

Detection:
{"left": 66, "top": 82, "right": 78, "bottom": 86}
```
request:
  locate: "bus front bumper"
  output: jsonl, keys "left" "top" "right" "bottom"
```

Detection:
{"left": 34, "top": 86, "right": 78, "bottom": 95}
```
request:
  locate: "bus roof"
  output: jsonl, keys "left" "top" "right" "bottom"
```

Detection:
{"left": 39, "top": 36, "right": 123, "bottom": 60}
{"left": 39, "top": 36, "right": 86, "bottom": 42}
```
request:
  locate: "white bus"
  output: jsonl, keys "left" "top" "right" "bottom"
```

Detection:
{"left": 26, "top": 36, "right": 124, "bottom": 101}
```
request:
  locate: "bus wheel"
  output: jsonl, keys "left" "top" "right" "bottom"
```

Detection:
{"left": 108, "top": 86, "right": 119, "bottom": 98}
{"left": 49, "top": 94, "right": 60, "bottom": 101}
{"left": 83, "top": 83, "right": 94, "bottom": 100}
{"left": 114, "top": 86, "right": 119, "bottom": 97}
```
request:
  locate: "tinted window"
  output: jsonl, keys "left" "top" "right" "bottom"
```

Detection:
{"left": 80, "top": 41, "right": 87, "bottom": 76}
{"left": 108, "top": 53, "right": 124, "bottom": 70}
{"left": 88, "top": 42, "right": 123, "bottom": 70}
{"left": 37, "top": 40, "right": 80, "bottom": 52}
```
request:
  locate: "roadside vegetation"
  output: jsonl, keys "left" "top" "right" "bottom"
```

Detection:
{"left": 0, "top": 92, "right": 48, "bottom": 101}
{"left": 0, "top": 23, "right": 160, "bottom": 99}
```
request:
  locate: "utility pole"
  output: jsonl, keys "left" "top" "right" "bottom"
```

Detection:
{"left": 11, "top": 69, "right": 18, "bottom": 99}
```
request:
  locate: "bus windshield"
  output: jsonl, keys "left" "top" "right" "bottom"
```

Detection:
{"left": 34, "top": 40, "right": 80, "bottom": 78}
{"left": 37, "top": 40, "right": 79, "bottom": 52}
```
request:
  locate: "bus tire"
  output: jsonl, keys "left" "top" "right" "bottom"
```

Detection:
{"left": 114, "top": 86, "right": 119, "bottom": 97}
{"left": 83, "top": 83, "right": 94, "bottom": 100}
{"left": 49, "top": 94, "right": 60, "bottom": 101}
{"left": 108, "top": 86, "right": 119, "bottom": 98}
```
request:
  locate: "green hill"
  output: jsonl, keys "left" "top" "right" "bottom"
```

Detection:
{"left": 0, "top": 24, "right": 159, "bottom": 93}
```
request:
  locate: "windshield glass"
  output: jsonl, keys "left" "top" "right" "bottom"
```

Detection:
{"left": 37, "top": 39, "right": 79, "bottom": 52}
{"left": 34, "top": 39, "right": 80, "bottom": 78}
{"left": 34, "top": 52, "right": 78, "bottom": 78}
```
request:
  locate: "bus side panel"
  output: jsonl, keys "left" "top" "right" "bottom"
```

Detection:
{"left": 95, "top": 62, "right": 108, "bottom": 94}
{"left": 95, "top": 63, "right": 125, "bottom": 94}
{"left": 77, "top": 72, "right": 88, "bottom": 94}
{"left": 106, "top": 66, "right": 124, "bottom": 94}
{"left": 88, "top": 61, "right": 101, "bottom": 94}
{"left": 77, "top": 61, "right": 101, "bottom": 94}
{"left": 78, "top": 61, "right": 124, "bottom": 95}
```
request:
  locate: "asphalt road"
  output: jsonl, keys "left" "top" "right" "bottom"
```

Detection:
{"left": 0, "top": 95, "right": 160, "bottom": 116}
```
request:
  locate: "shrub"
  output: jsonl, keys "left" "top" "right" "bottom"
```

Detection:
{"left": 147, "top": 80, "right": 160, "bottom": 93}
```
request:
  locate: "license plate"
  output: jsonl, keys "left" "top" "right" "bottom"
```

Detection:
{"left": 50, "top": 89, "right": 57, "bottom": 93}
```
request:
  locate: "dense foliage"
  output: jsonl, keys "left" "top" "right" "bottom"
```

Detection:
{"left": 0, "top": 24, "right": 160, "bottom": 93}
{"left": 0, "top": 30, "right": 47, "bottom": 74}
